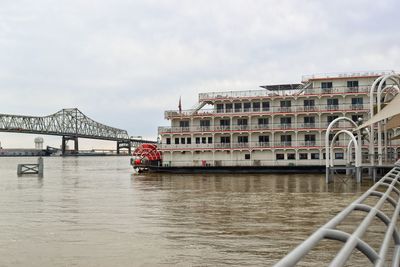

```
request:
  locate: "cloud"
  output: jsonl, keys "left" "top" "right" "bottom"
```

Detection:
{"left": 0, "top": 0, "right": 399, "bottom": 148}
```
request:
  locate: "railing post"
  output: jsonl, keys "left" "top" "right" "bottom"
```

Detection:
{"left": 38, "top": 157, "right": 44, "bottom": 177}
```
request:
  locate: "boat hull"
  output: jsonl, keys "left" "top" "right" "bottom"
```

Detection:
{"left": 146, "top": 165, "right": 326, "bottom": 174}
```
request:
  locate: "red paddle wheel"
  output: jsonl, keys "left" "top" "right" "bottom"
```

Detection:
{"left": 131, "top": 143, "right": 161, "bottom": 169}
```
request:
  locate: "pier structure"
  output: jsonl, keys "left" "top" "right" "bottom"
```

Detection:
{"left": 369, "top": 74, "right": 400, "bottom": 166}
{"left": 326, "top": 73, "right": 400, "bottom": 183}
{"left": 17, "top": 157, "right": 44, "bottom": 177}
{"left": 0, "top": 108, "right": 155, "bottom": 155}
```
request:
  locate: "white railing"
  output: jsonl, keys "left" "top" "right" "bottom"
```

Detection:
{"left": 164, "top": 104, "right": 368, "bottom": 118}
{"left": 158, "top": 121, "right": 356, "bottom": 133}
{"left": 301, "top": 70, "right": 395, "bottom": 82}
{"left": 158, "top": 140, "right": 362, "bottom": 150}
{"left": 198, "top": 85, "right": 372, "bottom": 101}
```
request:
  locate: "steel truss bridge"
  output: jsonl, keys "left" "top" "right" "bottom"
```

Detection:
{"left": 0, "top": 108, "right": 155, "bottom": 155}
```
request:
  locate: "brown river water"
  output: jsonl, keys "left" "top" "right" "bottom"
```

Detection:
{"left": 0, "top": 157, "right": 384, "bottom": 266}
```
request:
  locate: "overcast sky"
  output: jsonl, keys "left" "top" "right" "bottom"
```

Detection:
{"left": 0, "top": 0, "right": 399, "bottom": 149}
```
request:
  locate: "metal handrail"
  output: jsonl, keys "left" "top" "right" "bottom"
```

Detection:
{"left": 274, "top": 162, "right": 400, "bottom": 267}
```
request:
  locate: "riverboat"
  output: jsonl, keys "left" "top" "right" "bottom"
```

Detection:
{"left": 132, "top": 70, "right": 400, "bottom": 173}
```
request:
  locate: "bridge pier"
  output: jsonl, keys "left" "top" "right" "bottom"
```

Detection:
{"left": 117, "top": 140, "right": 131, "bottom": 155}
{"left": 62, "top": 136, "right": 79, "bottom": 155}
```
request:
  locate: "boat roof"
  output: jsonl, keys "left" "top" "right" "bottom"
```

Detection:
{"left": 259, "top": 84, "right": 303, "bottom": 91}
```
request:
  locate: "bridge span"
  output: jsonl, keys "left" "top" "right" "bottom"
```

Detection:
{"left": 0, "top": 108, "right": 155, "bottom": 155}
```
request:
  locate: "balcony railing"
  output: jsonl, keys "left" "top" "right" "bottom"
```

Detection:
{"left": 232, "top": 125, "right": 249, "bottom": 131}
{"left": 298, "top": 123, "right": 316, "bottom": 129}
{"left": 165, "top": 104, "right": 368, "bottom": 118}
{"left": 158, "top": 121, "right": 356, "bottom": 133}
{"left": 297, "top": 106, "right": 318, "bottom": 112}
{"left": 255, "top": 142, "right": 271, "bottom": 147}
{"left": 301, "top": 70, "right": 394, "bottom": 83}
{"left": 279, "top": 124, "right": 292, "bottom": 129}
{"left": 214, "top": 143, "right": 231, "bottom": 149}
{"left": 277, "top": 107, "right": 292, "bottom": 112}
{"left": 158, "top": 140, "right": 365, "bottom": 150}
{"left": 325, "top": 105, "right": 340, "bottom": 111}
{"left": 198, "top": 85, "right": 373, "bottom": 101}
{"left": 232, "top": 142, "right": 249, "bottom": 148}
{"left": 252, "top": 124, "right": 270, "bottom": 130}
{"left": 194, "top": 126, "right": 211, "bottom": 131}
{"left": 298, "top": 141, "right": 317, "bottom": 146}
{"left": 214, "top": 125, "right": 230, "bottom": 131}
{"left": 350, "top": 104, "right": 364, "bottom": 110}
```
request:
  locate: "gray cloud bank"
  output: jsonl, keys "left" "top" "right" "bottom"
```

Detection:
{"left": 0, "top": 0, "right": 399, "bottom": 148}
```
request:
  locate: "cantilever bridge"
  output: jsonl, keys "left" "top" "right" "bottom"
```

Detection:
{"left": 0, "top": 108, "right": 155, "bottom": 155}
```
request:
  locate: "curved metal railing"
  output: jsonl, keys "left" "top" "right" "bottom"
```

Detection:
{"left": 274, "top": 161, "right": 400, "bottom": 266}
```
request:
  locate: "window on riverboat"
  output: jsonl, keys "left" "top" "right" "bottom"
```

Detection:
{"left": 327, "top": 115, "right": 339, "bottom": 124}
{"left": 304, "top": 116, "right": 315, "bottom": 127}
{"left": 280, "top": 100, "right": 291, "bottom": 107}
{"left": 175, "top": 138, "right": 179, "bottom": 144}
{"left": 237, "top": 118, "right": 248, "bottom": 125}
{"left": 299, "top": 153, "right": 308, "bottom": 160}
{"left": 187, "top": 138, "right": 191, "bottom": 144}
{"left": 351, "top": 97, "right": 363, "bottom": 109}
{"left": 166, "top": 138, "right": 171, "bottom": 144}
{"left": 305, "top": 134, "right": 316, "bottom": 146}
{"left": 327, "top": 99, "right": 339, "bottom": 110}
{"left": 304, "top": 99, "right": 315, "bottom": 107}
{"left": 221, "top": 136, "right": 230, "bottom": 143}
{"left": 311, "top": 153, "right": 320, "bottom": 160}
{"left": 196, "top": 137, "right": 200, "bottom": 144}
{"left": 216, "top": 104, "right": 224, "bottom": 113}
{"left": 280, "top": 117, "right": 291, "bottom": 124}
{"left": 202, "top": 137, "right": 207, "bottom": 144}
{"left": 280, "top": 100, "right": 291, "bottom": 112}
{"left": 280, "top": 117, "right": 292, "bottom": 129}
{"left": 245, "top": 154, "right": 250, "bottom": 160}
{"left": 219, "top": 119, "right": 230, "bottom": 127}
{"left": 234, "top": 103, "right": 242, "bottom": 112}
{"left": 303, "top": 99, "right": 315, "bottom": 111}
{"left": 347, "top": 80, "right": 359, "bottom": 88}
{"left": 181, "top": 138, "right": 185, "bottom": 144}
{"left": 287, "top": 153, "right": 295, "bottom": 160}
{"left": 258, "top": 117, "right": 269, "bottom": 125}
{"left": 335, "top": 153, "right": 344, "bottom": 159}
{"left": 238, "top": 136, "right": 248, "bottom": 143}
{"left": 321, "top": 82, "right": 333, "bottom": 89}
{"left": 225, "top": 103, "right": 233, "bottom": 113}
{"left": 253, "top": 102, "right": 260, "bottom": 112}
{"left": 200, "top": 120, "right": 210, "bottom": 128}
{"left": 179, "top": 121, "right": 189, "bottom": 128}
{"left": 237, "top": 118, "right": 248, "bottom": 130}
{"left": 262, "top": 101, "right": 270, "bottom": 111}
{"left": 276, "top": 154, "right": 284, "bottom": 160}
{"left": 280, "top": 135, "right": 292, "bottom": 146}
{"left": 258, "top": 136, "right": 269, "bottom": 143}
{"left": 208, "top": 137, "right": 213, "bottom": 144}
{"left": 243, "top": 102, "right": 251, "bottom": 112}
